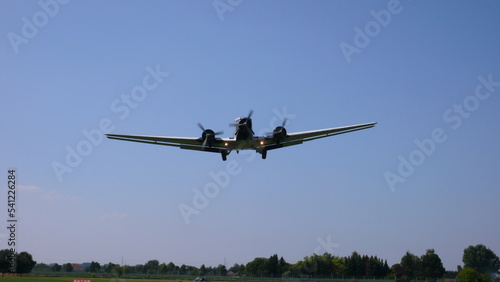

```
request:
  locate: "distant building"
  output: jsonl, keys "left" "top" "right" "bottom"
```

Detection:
{"left": 71, "top": 264, "right": 86, "bottom": 272}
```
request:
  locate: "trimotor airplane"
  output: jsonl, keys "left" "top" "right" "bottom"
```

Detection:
{"left": 105, "top": 110, "right": 376, "bottom": 161}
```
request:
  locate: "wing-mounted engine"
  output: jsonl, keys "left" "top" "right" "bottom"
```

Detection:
{"left": 267, "top": 119, "right": 288, "bottom": 144}
{"left": 272, "top": 125, "right": 287, "bottom": 143}
{"left": 197, "top": 123, "right": 223, "bottom": 148}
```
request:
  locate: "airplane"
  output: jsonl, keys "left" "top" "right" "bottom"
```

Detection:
{"left": 105, "top": 110, "right": 376, "bottom": 161}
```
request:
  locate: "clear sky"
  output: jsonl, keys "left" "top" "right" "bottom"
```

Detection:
{"left": 1, "top": 0, "right": 499, "bottom": 271}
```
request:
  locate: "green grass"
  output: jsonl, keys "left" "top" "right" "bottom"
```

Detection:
{"left": 0, "top": 276, "right": 197, "bottom": 282}
{"left": 0, "top": 277, "right": 189, "bottom": 282}
{"left": 0, "top": 275, "right": 402, "bottom": 282}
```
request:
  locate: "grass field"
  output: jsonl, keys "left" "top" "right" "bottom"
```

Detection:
{"left": 0, "top": 278, "right": 264, "bottom": 282}
{"left": 0, "top": 276, "right": 196, "bottom": 282}
{"left": 0, "top": 276, "right": 242, "bottom": 282}
{"left": 0, "top": 278, "right": 122, "bottom": 282}
{"left": 0, "top": 277, "right": 406, "bottom": 282}
{"left": 0, "top": 275, "right": 404, "bottom": 282}
{"left": 0, "top": 276, "right": 393, "bottom": 282}
{"left": 0, "top": 277, "right": 193, "bottom": 282}
{"left": 0, "top": 277, "right": 136, "bottom": 282}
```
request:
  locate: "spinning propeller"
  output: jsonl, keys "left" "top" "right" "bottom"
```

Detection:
{"left": 229, "top": 110, "right": 254, "bottom": 127}
{"left": 197, "top": 123, "right": 223, "bottom": 148}
{"left": 268, "top": 118, "right": 288, "bottom": 143}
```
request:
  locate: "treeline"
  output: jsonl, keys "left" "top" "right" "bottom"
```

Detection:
{"left": 242, "top": 252, "right": 398, "bottom": 279}
{"left": 33, "top": 260, "right": 231, "bottom": 277}
{"left": 29, "top": 244, "right": 499, "bottom": 281}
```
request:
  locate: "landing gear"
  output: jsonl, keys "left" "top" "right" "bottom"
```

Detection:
{"left": 261, "top": 150, "right": 267, "bottom": 159}
{"left": 221, "top": 151, "right": 227, "bottom": 161}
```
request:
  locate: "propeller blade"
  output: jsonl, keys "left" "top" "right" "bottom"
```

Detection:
{"left": 282, "top": 118, "right": 288, "bottom": 127}
{"left": 197, "top": 123, "right": 205, "bottom": 131}
{"left": 214, "top": 131, "right": 224, "bottom": 136}
{"left": 247, "top": 109, "right": 254, "bottom": 118}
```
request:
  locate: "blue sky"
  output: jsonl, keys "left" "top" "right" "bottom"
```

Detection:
{"left": 1, "top": 0, "right": 499, "bottom": 270}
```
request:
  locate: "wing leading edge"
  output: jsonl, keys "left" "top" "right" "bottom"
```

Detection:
{"left": 105, "top": 134, "right": 233, "bottom": 153}
{"left": 287, "top": 122, "right": 377, "bottom": 142}
{"left": 261, "top": 122, "right": 377, "bottom": 151}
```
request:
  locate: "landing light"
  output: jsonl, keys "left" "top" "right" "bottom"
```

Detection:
{"left": 260, "top": 141, "right": 264, "bottom": 145}
{"left": 224, "top": 142, "right": 228, "bottom": 146}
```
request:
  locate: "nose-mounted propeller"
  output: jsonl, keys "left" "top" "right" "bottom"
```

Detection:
{"left": 229, "top": 110, "right": 255, "bottom": 138}
{"left": 197, "top": 123, "right": 223, "bottom": 148}
{"left": 229, "top": 110, "right": 254, "bottom": 127}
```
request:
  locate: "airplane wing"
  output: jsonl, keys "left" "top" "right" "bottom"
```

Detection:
{"left": 106, "top": 122, "right": 376, "bottom": 160}
{"left": 261, "top": 122, "right": 377, "bottom": 151}
{"left": 105, "top": 134, "right": 234, "bottom": 153}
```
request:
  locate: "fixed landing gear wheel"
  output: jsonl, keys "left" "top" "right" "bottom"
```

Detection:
{"left": 221, "top": 151, "right": 227, "bottom": 161}
{"left": 261, "top": 150, "right": 267, "bottom": 159}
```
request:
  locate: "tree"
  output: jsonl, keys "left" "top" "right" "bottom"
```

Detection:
{"left": 0, "top": 249, "right": 36, "bottom": 274}
{"left": 16, "top": 252, "right": 37, "bottom": 274}
{"left": 463, "top": 244, "right": 500, "bottom": 274}
{"left": 391, "top": 263, "right": 404, "bottom": 278}
{"left": 112, "top": 265, "right": 123, "bottom": 277}
{"left": 318, "top": 253, "right": 335, "bottom": 277}
{"left": 187, "top": 265, "right": 198, "bottom": 276}
{"left": 279, "top": 257, "right": 289, "bottom": 274}
{"left": 179, "top": 264, "right": 187, "bottom": 275}
{"left": 238, "top": 263, "right": 246, "bottom": 275}
{"left": 267, "top": 254, "right": 281, "bottom": 277}
{"left": 301, "top": 256, "right": 318, "bottom": 275}
{"left": 332, "top": 256, "right": 346, "bottom": 276}
{"left": 0, "top": 249, "right": 10, "bottom": 272}
{"left": 400, "top": 251, "right": 421, "bottom": 278}
{"left": 344, "top": 251, "right": 364, "bottom": 277}
{"left": 122, "top": 265, "right": 132, "bottom": 275}
{"left": 52, "top": 263, "right": 62, "bottom": 272}
{"left": 420, "top": 249, "right": 445, "bottom": 278}
{"left": 228, "top": 263, "right": 246, "bottom": 275}
{"left": 205, "top": 265, "right": 214, "bottom": 275}
{"left": 159, "top": 263, "right": 167, "bottom": 274}
{"left": 103, "top": 262, "right": 117, "bottom": 273}
{"left": 62, "top": 263, "right": 73, "bottom": 272}
{"left": 133, "top": 264, "right": 144, "bottom": 273}
{"left": 199, "top": 264, "right": 207, "bottom": 276}
{"left": 245, "top": 257, "right": 268, "bottom": 276}
{"left": 166, "top": 262, "right": 176, "bottom": 274}
{"left": 456, "top": 267, "right": 491, "bottom": 282}
{"left": 216, "top": 264, "right": 228, "bottom": 276}
{"left": 87, "top": 261, "right": 101, "bottom": 273}
{"left": 144, "top": 259, "right": 160, "bottom": 274}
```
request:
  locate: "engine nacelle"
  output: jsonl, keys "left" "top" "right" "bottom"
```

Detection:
{"left": 272, "top": 126, "right": 287, "bottom": 143}
{"left": 201, "top": 129, "right": 216, "bottom": 147}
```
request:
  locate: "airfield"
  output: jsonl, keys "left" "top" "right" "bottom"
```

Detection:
{"left": 0, "top": 276, "right": 399, "bottom": 282}
{"left": 3, "top": 1, "right": 499, "bottom": 281}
